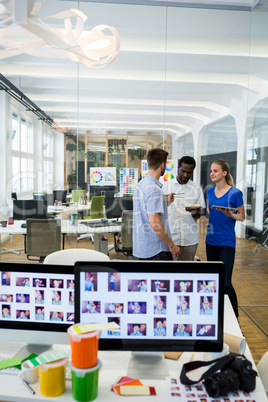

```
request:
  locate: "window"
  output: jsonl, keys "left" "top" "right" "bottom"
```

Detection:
{"left": 43, "top": 129, "right": 54, "bottom": 191}
{"left": 11, "top": 111, "right": 34, "bottom": 194}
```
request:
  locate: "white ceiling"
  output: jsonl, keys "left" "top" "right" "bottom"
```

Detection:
{"left": 0, "top": 0, "right": 268, "bottom": 143}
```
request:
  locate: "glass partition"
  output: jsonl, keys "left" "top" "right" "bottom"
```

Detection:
{"left": 0, "top": 1, "right": 267, "bottom": 317}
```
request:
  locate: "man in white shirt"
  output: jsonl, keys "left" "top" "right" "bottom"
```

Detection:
{"left": 162, "top": 156, "right": 205, "bottom": 261}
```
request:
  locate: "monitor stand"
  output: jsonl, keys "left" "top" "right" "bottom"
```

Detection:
{"left": 127, "top": 351, "right": 169, "bottom": 380}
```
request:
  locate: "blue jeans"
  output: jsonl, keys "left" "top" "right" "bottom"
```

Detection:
{"left": 206, "top": 244, "right": 239, "bottom": 317}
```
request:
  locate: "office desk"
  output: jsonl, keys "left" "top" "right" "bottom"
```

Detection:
{"left": 0, "top": 297, "right": 266, "bottom": 402}
{"left": 48, "top": 203, "right": 90, "bottom": 219}
{"left": 0, "top": 219, "right": 121, "bottom": 259}
{"left": 62, "top": 219, "right": 121, "bottom": 252}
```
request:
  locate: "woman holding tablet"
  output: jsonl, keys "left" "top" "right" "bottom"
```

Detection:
{"left": 206, "top": 160, "right": 245, "bottom": 317}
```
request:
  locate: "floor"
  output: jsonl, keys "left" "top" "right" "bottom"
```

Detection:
{"left": 1, "top": 218, "right": 267, "bottom": 365}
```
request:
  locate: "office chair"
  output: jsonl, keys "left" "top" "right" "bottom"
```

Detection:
{"left": 105, "top": 195, "right": 122, "bottom": 219}
{"left": 26, "top": 218, "right": 61, "bottom": 262}
{"left": 114, "top": 210, "right": 133, "bottom": 259}
{"left": 1, "top": 193, "right": 24, "bottom": 255}
{"left": 44, "top": 248, "right": 110, "bottom": 265}
{"left": 78, "top": 196, "right": 105, "bottom": 243}
{"left": 257, "top": 351, "right": 268, "bottom": 395}
{"left": 1, "top": 234, "right": 24, "bottom": 256}
{"left": 71, "top": 190, "right": 87, "bottom": 203}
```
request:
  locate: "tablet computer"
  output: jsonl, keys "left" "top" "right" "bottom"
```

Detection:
{"left": 211, "top": 205, "right": 238, "bottom": 212}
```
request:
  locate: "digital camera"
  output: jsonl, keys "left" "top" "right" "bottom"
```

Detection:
{"left": 204, "top": 354, "right": 257, "bottom": 398}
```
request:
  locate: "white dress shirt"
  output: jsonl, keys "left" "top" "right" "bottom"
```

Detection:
{"left": 162, "top": 179, "right": 206, "bottom": 246}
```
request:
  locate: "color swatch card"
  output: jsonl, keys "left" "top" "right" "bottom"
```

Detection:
{"left": 120, "top": 168, "right": 138, "bottom": 194}
{"left": 90, "top": 167, "right": 117, "bottom": 186}
{"left": 142, "top": 159, "right": 178, "bottom": 183}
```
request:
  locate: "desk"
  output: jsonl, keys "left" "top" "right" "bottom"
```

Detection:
{"left": 62, "top": 220, "right": 121, "bottom": 253}
{"left": 47, "top": 203, "right": 90, "bottom": 219}
{"left": 0, "top": 219, "right": 121, "bottom": 259}
{"left": 0, "top": 297, "right": 266, "bottom": 402}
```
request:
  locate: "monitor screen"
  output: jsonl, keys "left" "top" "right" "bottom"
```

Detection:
{"left": 74, "top": 261, "right": 224, "bottom": 352}
{"left": 0, "top": 262, "right": 74, "bottom": 347}
{"left": 13, "top": 200, "right": 48, "bottom": 220}
{"left": 105, "top": 196, "right": 133, "bottom": 219}
{"left": 53, "top": 190, "right": 67, "bottom": 203}
{"left": 90, "top": 186, "right": 117, "bottom": 198}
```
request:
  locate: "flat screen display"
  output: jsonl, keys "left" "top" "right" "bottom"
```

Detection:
{"left": 0, "top": 262, "right": 75, "bottom": 333}
{"left": 74, "top": 261, "right": 224, "bottom": 352}
{"left": 13, "top": 200, "right": 48, "bottom": 220}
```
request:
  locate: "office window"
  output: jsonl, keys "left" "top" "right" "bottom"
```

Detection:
{"left": 43, "top": 130, "right": 53, "bottom": 158}
{"left": 10, "top": 111, "right": 34, "bottom": 194}
{"left": 11, "top": 112, "right": 19, "bottom": 151}
{"left": 202, "top": 117, "right": 237, "bottom": 156}
{"left": 43, "top": 129, "right": 54, "bottom": 190}
{"left": 176, "top": 134, "right": 194, "bottom": 158}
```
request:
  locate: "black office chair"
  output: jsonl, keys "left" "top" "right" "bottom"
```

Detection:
{"left": 113, "top": 210, "right": 133, "bottom": 258}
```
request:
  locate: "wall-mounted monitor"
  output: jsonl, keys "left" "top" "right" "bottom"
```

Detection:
{"left": 75, "top": 261, "right": 224, "bottom": 353}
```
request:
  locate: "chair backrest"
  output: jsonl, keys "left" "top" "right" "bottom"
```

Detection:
{"left": 105, "top": 196, "right": 122, "bottom": 219}
{"left": 121, "top": 210, "right": 133, "bottom": 254}
{"left": 257, "top": 351, "right": 268, "bottom": 394}
{"left": 26, "top": 218, "right": 61, "bottom": 261}
{"left": 72, "top": 189, "right": 87, "bottom": 203}
{"left": 120, "top": 196, "right": 133, "bottom": 211}
{"left": 90, "top": 196, "right": 105, "bottom": 219}
{"left": 44, "top": 248, "right": 110, "bottom": 265}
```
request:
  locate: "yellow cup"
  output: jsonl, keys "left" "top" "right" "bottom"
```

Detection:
{"left": 39, "top": 357, "right": 68, "bottom": 397}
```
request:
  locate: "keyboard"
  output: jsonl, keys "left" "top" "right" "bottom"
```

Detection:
{"left": 0, "top": 356, "right": 72, "bottom": 380}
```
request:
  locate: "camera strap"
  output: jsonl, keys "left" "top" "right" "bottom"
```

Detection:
{"left": 180, "top": 353, "right": 237, "bottom": 386}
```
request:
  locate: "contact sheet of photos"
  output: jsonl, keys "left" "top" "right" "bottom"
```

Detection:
{"left": 166, "top": 377, "right": 257, "bottom": 402}
{"left": 79, "top": 272, "right": 220, "bottom": 340}
{"left": 0, "top": 271, "right": 75, "bottom": 324}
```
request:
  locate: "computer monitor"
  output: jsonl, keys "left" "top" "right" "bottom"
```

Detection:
{"left": 53, "top": 190, "right": 67, "bottom": 204}
{"left": 105, "top": 196, "right": 133, "bottom": 219}
{"left": 75, "top": 261, "right": 224, "bottom": 352}
{"left": 0, "top": 262, "right": 74, "bottom": 356}
{"left": 105, "top": 196, "right": 122, "bottom": 219}
{"left": 90, "top": 186, "right": 117, "bottom": 198}
{"left": 13, "top": 200, "right": 48, "bottom": 220}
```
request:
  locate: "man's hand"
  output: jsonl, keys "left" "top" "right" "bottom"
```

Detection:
{"left": 169, "top": 243, "right": 180, "bottom": 258}
{"left": 165, "top": 192, "right": 176, "bottom": 206}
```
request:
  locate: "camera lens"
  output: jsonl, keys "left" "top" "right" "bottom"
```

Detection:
{"left": 204, "top": 369, "right": 240, "bottom": 398}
